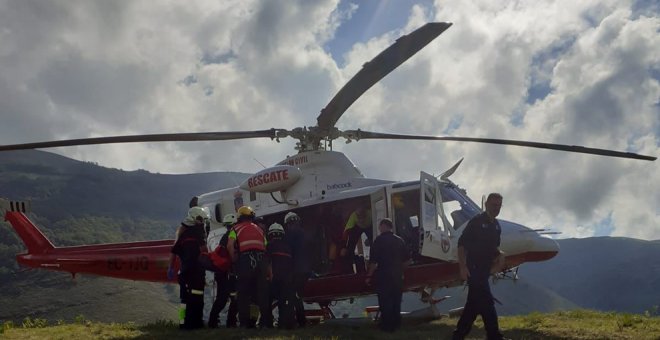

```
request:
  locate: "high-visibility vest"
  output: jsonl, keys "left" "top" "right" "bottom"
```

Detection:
{"left": 234, "top": 221, "right": 266, "bottom": 252}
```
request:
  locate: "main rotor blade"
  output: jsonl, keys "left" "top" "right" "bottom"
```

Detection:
{"left": 316, "top": 22, "right": 452, "bottom": 131}
{"left": 344, "top": 130, "right": 657, "bottom": 161}
{"left": 0, "top": 129, "right": 284, "bottom": 152}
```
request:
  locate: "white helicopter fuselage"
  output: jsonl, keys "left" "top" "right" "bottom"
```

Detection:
{"left": 199, "top": 149, "right": 559, "bottom": 267}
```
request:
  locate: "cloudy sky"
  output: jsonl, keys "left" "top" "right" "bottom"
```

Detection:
{"left": 1, "top": 0, "right": 658, "bottom": 239}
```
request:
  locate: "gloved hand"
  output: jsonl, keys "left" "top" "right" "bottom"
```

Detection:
{"left": 167, "top": 266, "right": 175, "bottom": 280}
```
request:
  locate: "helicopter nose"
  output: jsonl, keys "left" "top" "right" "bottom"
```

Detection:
{"left": 526, "top": 235, "right": 560, "bottom": 262}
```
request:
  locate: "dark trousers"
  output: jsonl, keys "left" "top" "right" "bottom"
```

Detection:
{"left": 270, "top": 277, "right": 295, "bottom": 329}
{"left": 236, "top": 251, "right": 271, "bottom": 328}
{"left": 208, "top": 271, "right": 237, "bottom": 327}
{"left": 376, "top": 283, "right": 403, "bottom": 332}
{"left": 226, "top": 292, "right": 238, "bottom": 327}
{"left": 179, "top": 268, "right": 205, "bottom": 330}
{"left": 183, "top": 289, "right": 205, "bottom": 330}
{"left": 342, "top": 227, "right": 371, "bottom": 274}
{"left": 292, "top": 272, "right": 310, "bottom": 326}
{"left": 453, "top": 268, "right": 503, "bottom": 340}
{"left": 345, "top": 226, "right": 373, "bottom": 254}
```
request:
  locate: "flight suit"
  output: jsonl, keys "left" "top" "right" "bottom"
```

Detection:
{"left": 369, "top": 230, "right": 410, "bottom": 332}
{"left": 171, "top": 224, "right": 206, "bottom": 330}
{"left": 453, "top": 212, "right": 504, "bottom": 340}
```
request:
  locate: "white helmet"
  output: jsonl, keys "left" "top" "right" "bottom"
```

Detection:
{"left": 223, "top": 213, "right": 237, "bottom": 225}
{"left": 268, "top": 223, "right": 285, "bottom": 235}
{"left": 284, "top": 211, "right": 300, "bottom": 224}
{"left": 188, "top": 206, "right": 210, "bottom": 222}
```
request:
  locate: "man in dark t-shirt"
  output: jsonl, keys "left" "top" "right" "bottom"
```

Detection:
{"left": 452, "top": 193, "right": 508, "bottom": 340}
{"left": 366, "top": 218, "right": 411, "bottom": 332}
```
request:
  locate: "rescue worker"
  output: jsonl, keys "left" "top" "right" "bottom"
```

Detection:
{"left": 284, "top": 211, "right": 311, "bottom": 327}
{"left": 266, "top": 222, "right": 295, "bottom": 329}
{"left": 365, "top": 218, "right": 411, "bottom": 332}
{"left": 208, "top": 213, "right": 238, "bottom": 328}
{"left": 169, "top": 206, "right": 209, "bottom": 330}
{"left": 227, "top": 206, "right": 272, "bottom": 328}
{"left": 392, "top": 194, "right": 419, "bottom": 259}
{"left": 340, "top": 206, "right": 372, "bottom": 273}
{"left": 318, "top": 204, "right": 344, "bottom": 275}
{"left": 452, "top": 193, "right": 508, "bottom": 340}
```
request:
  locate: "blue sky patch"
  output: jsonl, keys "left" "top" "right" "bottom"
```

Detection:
{"left": 325, "top": 0, "right": 434, "bottom": 66}
{"left": 631, "top": 0, "right": 660, "bottom": 19}
{"left": 525, "top": 36, "right": 577, "bottom": 105}
{"left": 592, "top": 212, "right": 615, "bottom": 237}
{"left": 201, "top": 50, "right": 237, "bottom": 65}
{"left": 443, "top": 114, "right": 463, "bottom": 134}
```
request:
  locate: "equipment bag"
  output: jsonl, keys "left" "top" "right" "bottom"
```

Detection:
{"left": 199, "top": 245, "right": 231, "bottom": 272}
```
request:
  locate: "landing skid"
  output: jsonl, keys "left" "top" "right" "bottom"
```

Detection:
{"left": 492, "top": 266, "right": 520, "bottom": 283}
{"left": 364, "top": 290, "right": 451, "bottom": 325}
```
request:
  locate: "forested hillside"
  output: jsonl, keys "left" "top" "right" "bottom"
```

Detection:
{"left": 0, "top": 150, "right": 249, "bottom": 282}
{"left": 0, "top": 150, "right": 249, "bottom": 323}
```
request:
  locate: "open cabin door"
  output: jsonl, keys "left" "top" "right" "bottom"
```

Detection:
{"left": 365, "top": 187, "right": 388, "bottom": 261}
{"left": 420, "top": 171, "right": 457, "bottom": 262}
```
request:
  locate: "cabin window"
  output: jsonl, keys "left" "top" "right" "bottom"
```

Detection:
{"left": 233, "top": 192, "right": 244, "bottom": 211}
{"left": 214, "top": 203, "right": 222, "bottom": 223}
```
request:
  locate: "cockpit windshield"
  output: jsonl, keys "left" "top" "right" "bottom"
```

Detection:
{"left": 439, "top": 183, "right": 481, "bottom": 229}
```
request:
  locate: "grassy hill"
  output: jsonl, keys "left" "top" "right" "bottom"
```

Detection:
{"left": 2, "top": 310, "right": 660, "bottom": 340}
{"left": 0, "top": 272, "right": 178, "bottom": 325}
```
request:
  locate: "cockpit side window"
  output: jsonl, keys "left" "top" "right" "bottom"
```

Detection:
{"left": 440, "top": 184, "right": 481, "bottom": 230}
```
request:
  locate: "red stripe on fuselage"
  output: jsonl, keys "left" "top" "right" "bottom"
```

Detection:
{"left": 302, "top": 250, "right": 558, "bottom": 303}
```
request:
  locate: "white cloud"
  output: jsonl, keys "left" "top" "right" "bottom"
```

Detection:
{"left": 0, "top": 0, "right": 657, "bottom": 239}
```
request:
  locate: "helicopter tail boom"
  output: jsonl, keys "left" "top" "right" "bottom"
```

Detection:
{"left": 4, "top": 209, "right": 55, "bottom": 255}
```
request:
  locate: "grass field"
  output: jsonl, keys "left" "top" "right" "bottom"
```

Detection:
{"left": 2, "top": 310, "right": 660, "bottom": 339}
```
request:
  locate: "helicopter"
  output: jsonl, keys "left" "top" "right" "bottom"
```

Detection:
{"left": 0, "top": 22, "right": 656, "bottom": 319}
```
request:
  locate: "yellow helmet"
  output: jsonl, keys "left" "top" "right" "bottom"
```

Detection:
{"left": 237, "top": 206, "right": 255, "bottom": 218}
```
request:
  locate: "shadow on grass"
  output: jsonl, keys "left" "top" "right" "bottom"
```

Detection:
{"left": 126, "top": 320, "right": 458, "bottom": 340}
{"left": 450, "top": 325, "right": 574, "bottom": 340}
{"left": 119, "top": 318, "right": 580, "bottom": 340}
